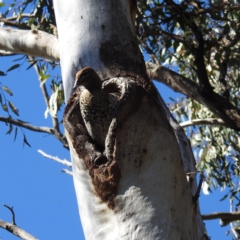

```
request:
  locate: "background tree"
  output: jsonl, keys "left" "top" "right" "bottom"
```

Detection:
{"left": 0, "top": 0, "right": 240, "bottom": 239}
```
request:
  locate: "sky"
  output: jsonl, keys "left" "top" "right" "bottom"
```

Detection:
{"left": 0, "top": 55, "right": 235, "bottom": 240}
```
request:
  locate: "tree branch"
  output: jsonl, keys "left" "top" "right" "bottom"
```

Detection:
{"left": 202, "top": 212, "right": 240, "bottom": 226}
{"left": 61, "top": 169, "right": 73, "bottom": 176}
{"left": 229, "top": 199, "right": 239, "bottom": 239}
{"left": 0, "top": 116, "right": 54, "bottom": 134}
{"left": 38, "top": 149, "right": 72, "bottom": 167}
{"left": 180, "top": 118, "right": 225, "bottom": 128}
{"left": 3, "top": 205, "right": 16, "bottom": 225}
{"left": 165, "top": 0, "right": 211, "bottom": 91}
{"left": 1, "top": 204, "right": 37, "bottom": 240}
{"left": 0, "top": 220, "right": 38, "bottom": 240}
{"left": 146, "top": 62, "right": 240, "bottom": 130}
{"left": 0, "top": 17, "right": 31, "bottom": 29}
{"left": 6, "top": 14, "right": 35, "bottom": 21}
{"left": 143, "top": 26, "right": 193, "bottom": 51}
{"left": 138, "top": 38, "right": 160, "bottom": 64}
{"left": 1, "top": 28, "right": 240, "bottom": 130}
{"left": 30, "top": 56, "right": 68, "bottom": 148}
{"left": 193, "top": 172, "right": 204, "bottom": 201}
{"left": 0, "top": 28, "right": 59, "bottom": 61}
{"left": 197, "top": 6, "right": 240, "bottom": 14}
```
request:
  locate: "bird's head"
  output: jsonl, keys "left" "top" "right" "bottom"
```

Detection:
{"left": 74, "top": 67, "right": 102, "bottom": 91}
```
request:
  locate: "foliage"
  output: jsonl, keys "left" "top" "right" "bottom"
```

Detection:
{"left": 1, "top": 0, "right": 240, "bottom": 237}
{"left": 0, "top": 1, "right": 65, "bottom": 146}
{"left": 136, "top": 0, "right": 240, "bottom": 203}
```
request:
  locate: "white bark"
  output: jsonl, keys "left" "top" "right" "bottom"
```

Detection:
{"left": 54, "top": 0, "right": 206, "bottom": 240}
{"left": 0, "top": 220, "right": 38, "bottom": 240}
{"left": 0, "top": 28, "right": 59, "bottom": 61}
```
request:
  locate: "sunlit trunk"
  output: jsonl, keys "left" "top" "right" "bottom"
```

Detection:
{"left": 54, "top": 0, "right": 206, "bottom": 239}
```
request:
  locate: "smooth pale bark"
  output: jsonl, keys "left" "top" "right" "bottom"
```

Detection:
{"left": 54, "top": 0, "right": 206, "bottom": 239}
{"left": 0, "top": 220, "right": 37, "bottom": 240}
{"left": 0, "top": 28, "right": 59, "bottom": 61}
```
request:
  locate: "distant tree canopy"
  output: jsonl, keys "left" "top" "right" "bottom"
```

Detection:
{"left": 1, "top": 0, "right": 240, "bottom": 237}
{"left": 137, "top": 0, "right": 240, "bottom": 200}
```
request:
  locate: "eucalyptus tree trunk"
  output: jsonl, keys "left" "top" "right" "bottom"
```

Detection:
{"left": 54, "top": 0, "right": 206, "bottom": 239}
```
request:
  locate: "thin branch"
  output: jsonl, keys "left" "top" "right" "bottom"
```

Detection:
{"left": 30, "top": 56, "right": 68, "bottom": 148}
{"left": 0, "top": 18, "right": 30, "bottom": 29}
{"left": 0, "top": 116, "right": 54, "bottom": 134}
{"left": 218, "top": 49, "right": 230, "bottom": 98}
{"left": 202, "top": 212, "right": 240, "bottom": 226}
{"left": 6, "top": 14, "right": 36, "bottom": 21}
{"left": 198, "top": 6, "right": 240, "bottom": 14}
{"left": 30, "top": 56, "right": 50, "bottom": 105}
{"left": 0, "top": 220, "right": 38, "bottom": 240}
{"left": 229, "top": 198, "right": 239, "bottom": 239}
{"left": 150, "top": 27, "right": 193, "bottom": 51}
{"left": 61, "top": 169, "right": 73, "bottom": 176}
{"left": 3, "top": 205, "right": 16, "bottom": 225}
{"left": 193, "top": 173, "right": 204, "bottom": 201}
{"left": 165, "top": 0, "right": 211, "bottom": 91}
{"left": 151, "top": 3, "right": 240, "bottom": 15}
{"left": 138, "top": 38, "right": 160, "bottom": 64}
{"left": 38, "top": 149, "right": 72, "bottom": 167}
{"left": 180, "top": 118, "right": 225, "bottom": 128}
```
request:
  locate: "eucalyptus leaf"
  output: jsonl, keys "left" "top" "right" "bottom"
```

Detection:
{"left": 2, "top": 86, "right": 13, "bottom": 96}
{"left": 1, "top": 104, "right": 8, "bottom": 112}
{"left": 23, "top": 134, "right": 31, "bottom": 148}
{"left": 8, "top": 101, "right": 19, "bottom": 116}
{"left": 14, "top": 127, "right": 18, "bottom": 142}
{"left": 0, "top": 71, "right": 7, "bottom": 76}
{"left": 6, "top": 64, "right": 20, "bottom": 72}
{"left": 26, "top": 60, "right": 38, "bottom": 70}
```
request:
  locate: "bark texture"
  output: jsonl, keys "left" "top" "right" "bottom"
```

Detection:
{"left": 55, "top": 0, "right": 206, "bottom": 239}
{"left": 0, "top": 28, "right": 59, "bottom": 61}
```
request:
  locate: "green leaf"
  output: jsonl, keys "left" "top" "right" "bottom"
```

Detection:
{"left": 6, "top": 64, "right": 20, "bottom": 72}
{"left": 40, "top": 73, "right": 50, "bottom": 87}
{"left": 2, "top": 86, "right": 13, "bottom": 96}
{"left": 0, "top": 93, "right": 2, "bottom": 104}
{"left": 8, "top": 101, "right": 19, "bottom": 116}
{"left": 14, "top": 127, "right": 18, "bottom": 141}
{"left": 42, "top": 74, "right": 50, "bottom": 81}
{"left": 1, "top": 104, "right": 8, "bottom": 112}
{"left": 6, "top": 124, "right": 13, "bottom": 135}
{"left": 0, "top": 71, "right": 6, "bottom": 76}
{"left": 0, "top": 3, "right": 5, "bottom": 7}
{"left": 23, "top": 134, "right": 31, "bottom": 148}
